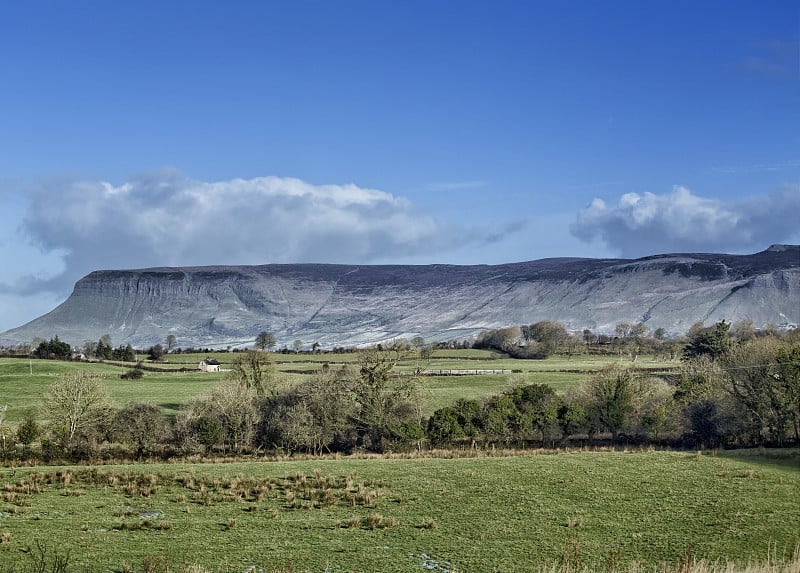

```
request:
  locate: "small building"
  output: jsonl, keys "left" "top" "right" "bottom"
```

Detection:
{"left": 199, "top": 358, "right": 221, "bottom": 372}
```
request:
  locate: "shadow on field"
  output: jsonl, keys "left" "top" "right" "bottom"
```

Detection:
{"left": 158, "top": 402, "right": 182, "bottom": 410}
{"left": 718, "top": 447, "right": 800, "bottom": 471}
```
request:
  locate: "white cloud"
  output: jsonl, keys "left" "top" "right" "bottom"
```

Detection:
{"left": 14, "top": 170, "right": 454, "bottom": 294}
{"left": 571, "top": 185, "right": 800, "bottom": 257}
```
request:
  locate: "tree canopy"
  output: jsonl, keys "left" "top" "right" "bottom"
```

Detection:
{"left": 255, "top": 331, "right": 276, "bottom": 351}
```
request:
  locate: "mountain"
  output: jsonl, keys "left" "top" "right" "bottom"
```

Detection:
{"left": 2, "top": 245, "right": 798, "bottom": 349}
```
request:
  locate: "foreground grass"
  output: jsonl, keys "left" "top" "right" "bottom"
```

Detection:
{"left": 0, "top": 449, "right": 796, "bottom": 572}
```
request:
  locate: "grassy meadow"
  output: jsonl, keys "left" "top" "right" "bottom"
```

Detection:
{"left": 0, "top": 449, "right": 797, "bottom": 571}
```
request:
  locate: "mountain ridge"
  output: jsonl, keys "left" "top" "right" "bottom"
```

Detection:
{"left": 2, "top": 245, "right": 798, "bottom": 348}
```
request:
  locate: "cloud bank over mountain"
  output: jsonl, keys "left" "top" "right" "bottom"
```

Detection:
{"left": 13, "top": 171, "right": 457, "bottom": 293}
{"left": 571, "top": 185, "right": 800, "bottom": 257}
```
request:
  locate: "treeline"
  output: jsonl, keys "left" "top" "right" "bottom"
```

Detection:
{"left": 15, "top": 336, "right": 139, "bottom": 361}
{"left": 432, "top": 337, "right": 799, "bottom": 449}
{"left": 1, "top": 324, "right": 798, "bottom": 463}
{"left": 454, "top": 322, "right": 799, "bottom": 448}
{"left": 472, "top": 321, "right": 680, "bottom": 359}
{"left": 472, "top": 319, "right": 796, "bottom": 360}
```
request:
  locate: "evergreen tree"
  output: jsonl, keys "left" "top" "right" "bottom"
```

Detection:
{"left": 683, "top": 321, "right": 731, "bottom": 360}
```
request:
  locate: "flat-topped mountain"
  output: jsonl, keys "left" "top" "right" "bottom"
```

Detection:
{"left": 2, "top": 245, "right": 798, "bottom": 348}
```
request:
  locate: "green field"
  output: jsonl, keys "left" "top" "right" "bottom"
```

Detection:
{"left": 0, "top": 359, "right": 219, "bottom": 423}
{"left": 0, "top": 449, "right": 796, "bottom": 571}
{"left": 0, "top": 353, "right": 797, "bottom": 571}
{"left": 0, "top": 352, "right": 679, "bottom": 423}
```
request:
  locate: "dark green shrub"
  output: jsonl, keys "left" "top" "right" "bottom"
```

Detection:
{"left": 120, "top": 369, "right": 144, "bottom": 380}
{"left": 194, "top": 416, "right": 223, "bottom": 452}
{"left": 427, "top": 407, "right": 466, "bottom": 445}
{"left": 16, "top": 411, "right": 40, "bottom": 447}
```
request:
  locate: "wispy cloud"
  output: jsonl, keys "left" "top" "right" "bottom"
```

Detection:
{"left": 483, "top": 219, "right": 528, "bottom": 244}
{"left": 571, "top": 184, "right": 800, "bottom": 257}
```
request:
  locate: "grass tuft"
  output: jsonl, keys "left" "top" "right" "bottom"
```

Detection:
{"left": 417, "top": 517, "right": 438, "bottom": 530}
{"left": 565, "top": 517, "right": 585, "bottom": 528}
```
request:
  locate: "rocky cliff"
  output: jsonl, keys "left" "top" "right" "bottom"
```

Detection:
{"left": 2, "top": 245, "right": 798, "bottom": 348}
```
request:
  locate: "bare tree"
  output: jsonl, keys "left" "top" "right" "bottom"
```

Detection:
{"left": 229, "top": 350, "right": 277, "bottom": 398}
{"left": 209, "top": 380, "right": 259, "bottom": 451}
{"left": 148, "top": 344, "right": 165, "bottom": 361}
{"left": 255, "top": 331, "right": 276, "bottom": 351}
{"left": 347, "top": 346, "right": 421, "bottom": 450}
{"left": 41, "top": 372, "right": 114, "bottom": 446}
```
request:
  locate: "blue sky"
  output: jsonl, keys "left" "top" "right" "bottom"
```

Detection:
{"left": 1, "top": 0, "right": 798, "bottom": 332}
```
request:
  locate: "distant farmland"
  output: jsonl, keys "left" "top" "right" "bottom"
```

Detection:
{"left": 0, "top": 350, "right": 677, "bottom": 422}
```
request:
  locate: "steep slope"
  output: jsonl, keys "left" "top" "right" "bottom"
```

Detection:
{"left": 2, "top": 246, "right": 798, "bottom": 348}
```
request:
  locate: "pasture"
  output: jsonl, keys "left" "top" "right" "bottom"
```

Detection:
{"left": 0, "top": 352, "right": 679, "bottom": 423}
{"left": 0, "top": 449, "right": 796, "bottom": 571}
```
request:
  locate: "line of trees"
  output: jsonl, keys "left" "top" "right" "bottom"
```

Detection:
{"left": 29, "top": 336, "right": 135, "bottom": 363}
{"left": 473, "top": 319, "right": 793, "bottom": 361}
{"left": 473, "top": 320, "right": 673, "bottom": 359}
{"left": 34, "top": 337, "right": 72, "bottom": 359}
{"left": 1, "top": 324, "right": 797, "bottom": 463}
{"left": 6, "top": 331, "right": 316, "bottom": 361}
{"left": 4, "top": 334, "right": 173, "bottom": 362}
{"left": 453, "top": 323, "right": 799, "bottom": 449}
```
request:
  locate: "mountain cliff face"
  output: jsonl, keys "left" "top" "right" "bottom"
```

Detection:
{"left": 2, "top": 245, "right": 798, "bottom": 348}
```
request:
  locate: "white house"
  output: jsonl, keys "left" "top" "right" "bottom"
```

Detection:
{"left": 199, "top": 358, "right": 221, "bottom": 372}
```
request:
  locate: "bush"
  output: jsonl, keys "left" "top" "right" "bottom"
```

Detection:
{"left": 194, "top": 416, "right": 223, "bottom": 452}
{"left": 427, "top": 407, "right": 466, "bottom": 445}
{"left": 16, "top": 412, "right": 40, "bottom": 446}
{"left": 147, "top": 344, "right": 165, "bottom": 361}
{"left": 120, "top": 370, "right": 143, "bottom": 380}
{"left": 114, "top": 402, "right": 171, "bottom": 458}
{"left": 40, "top": 438, "right": 64, "bottom": 462}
